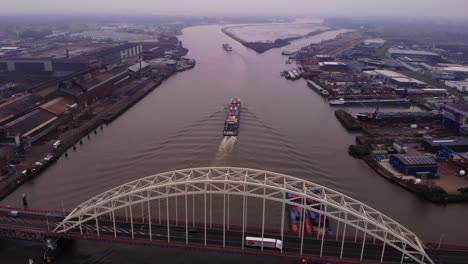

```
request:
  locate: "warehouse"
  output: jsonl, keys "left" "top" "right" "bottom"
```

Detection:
{"left": 389, "top": 154, "right": 438, "bottom": 177}
{"left": 441, "top": 103, "right": 468, "bottom": 134}
{"left": 422, "top": 138, "right": 468, "bottom": 153}
{"left": 0, "top": 109, "right": 59, "bottom": 148}
{"left": 386, "top": 48, "right": 441, "bottom": 60}
{"left": 365, "top": 70, "right": 427, "bottom": 87}
{"left": 318, "top": 62, "right": 348, "bottom": 72}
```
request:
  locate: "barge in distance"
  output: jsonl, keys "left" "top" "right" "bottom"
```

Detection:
{"left": 222, "top": 43, "right": 233, "bottom": 52}
{"left": 329, "top": 98, "right": 411, "bottom": 106}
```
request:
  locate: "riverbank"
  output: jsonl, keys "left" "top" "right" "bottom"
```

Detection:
{"left": 363, "top": 156, "right": 468, "bottom": 203}
{"left": 221, "top": 26, "right": 333, "bottom": 53}
{"left": 0, "top": 69, "right": 188, "bottom": 201}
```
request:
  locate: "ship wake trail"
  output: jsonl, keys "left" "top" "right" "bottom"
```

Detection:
{"left": 211, "top": 136, "right": 238, "bottom": 166}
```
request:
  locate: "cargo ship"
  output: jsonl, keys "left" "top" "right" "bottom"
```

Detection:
{"left": 286, "top": 192, "right": 332, "bottom": 236}
{"left": 286, "top": 193, "right": 313, "bottom": 235}
{"left": 222, "top": 43, "right": 233, "bottom": 52}
{"left": 223, "top": 98, "right": 241, "bottom": 136}
{"left": 329, "top": 98, "right": 411, "bottom": 106}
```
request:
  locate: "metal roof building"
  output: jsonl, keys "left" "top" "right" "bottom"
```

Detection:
{"left": 389, "top": 154, "right": 438, "bottom": 177}
{"left": 387, "top": 48, "right": 441, "bottom": 59}
{"left": 422, "top": 138, "right": 468, "bottom": 153}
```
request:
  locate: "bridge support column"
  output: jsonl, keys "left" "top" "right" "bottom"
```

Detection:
{"left": 300, "top": 192, "right": 306, "bottom": 256}
{"left": 79, "top": 216, "right": 82, "bottom": 235}
{"left": 280, "top": 190, "right": 285, "bottom": 255}
{"left": 209, "top": 186, "right": 212, "bottom": 229}
{"left": 340, "top": 213, "right": 348, "bottom": 260}
{"left": 261, "top": 182, "right": 266, "bottom": 252}
{"left": 223, "top": 187, "right": 226, "bottom": 248}
{"left": 130, "top": 202, "right": 134, "bottom": 240}
{"left": 166, "top": 192, "right": 170, "bottom": 243}
{"left": 354, "top": 224, "right": 359, "bottom": 243}
{"left": 400, "top": 243, "right": 407, "bottom": 264}
{"left": 335, "top": 211, "right": 341, "bottom": 241}
{"left": 380, "top": 232, "right": 387, "bottom": 263}
{"left": 360, "top": 222, "right": 368, "bottom": 262}
{"left": 192, "top": 186, "right": 195, "bottom": 228}
{"left": 185, "top": 184, "right": 188, "bottom": 245}
{"left": 158, "top": 196, "right": 161, "bottom": 225}
{"left": 95, "top": 211, "right": 100, "bottom": 237}
{"left": 112, "top": 209, "right": 117, "bottom": 238}
{"left": 125, "top": 204, "right": 128, "bottom": 222}
{"left": 241, "top": 180, "right": 246, "bottom": 250}
{"left": 175, "top": 196, "right": 178, "bottom": 226}
{"left": 141, "top": 202, "right": 145, "bottom": 224}
{"left": 320, "top": 204, "right": 328, "bottom": 258}
{"left": 147, "top": 191, "right": 152, "bottom": 241}
{"left": 316, "top": 208, "right": 322, "bottom": 239}
{"left": 204, "top": 183, "right": 207, "bottom": 246}
{"left": 227, "top": 193, "right": 230, "bottom": 231}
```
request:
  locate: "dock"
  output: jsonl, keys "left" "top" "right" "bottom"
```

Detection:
{"left": 334, "top": 110, "right": 362, "bottom": 131}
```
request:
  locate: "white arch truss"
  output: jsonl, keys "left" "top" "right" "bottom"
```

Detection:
{"left": 55, "top": 167, "right": 433, "bottom": 264}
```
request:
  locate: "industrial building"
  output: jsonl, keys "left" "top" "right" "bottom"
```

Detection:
{"left": 445, "top": 80, "right": 468, "bottom": 93}
{"left": 422, "top": 138, "right": 468, "bottom": 153}
{"left": 0, "top": 109, "right": 59, "bottom": 148}
{"left": 386, "top": 48, "right": 441, "bottom": 60}
{"left": 364, "top": 70, "right": 426, "bottom": 87}
{"left": 0, "top": 58, "right": 90, "bottom": 81}
{"left": 78, "top": 43, "right": 142, "bottom": 66}
{"left": 318, "top": 62, "right": 348, "bottom": 72}
{"left": 441, "top": 103, "right": 468, "bottom": 134}
{"left": 314, "top": 55, "right": 334, "bottom": 62}
{"left": 389, "top": 154, "right": 438, "bottom": 177}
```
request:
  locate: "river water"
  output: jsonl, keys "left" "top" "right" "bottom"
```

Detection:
{"left": 2, "top": 24, "right": 468, "bottom": 262}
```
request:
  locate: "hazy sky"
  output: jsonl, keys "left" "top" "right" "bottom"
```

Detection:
{"left": 2, "top": 0, "right": 467, "bottom": 18}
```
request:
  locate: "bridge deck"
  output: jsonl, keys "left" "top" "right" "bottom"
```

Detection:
{"left": 0, "top": 208, "right": 467, "bottom": 264}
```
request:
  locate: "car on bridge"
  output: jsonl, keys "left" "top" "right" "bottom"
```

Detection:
{"left": 8, "top": 210, "right": 19, "bottom": 217}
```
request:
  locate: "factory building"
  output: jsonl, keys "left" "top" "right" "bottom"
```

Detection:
{"left": 389, "top": 154, "right": 438, "bottom": 177}
{"left": 318, "top": 62, "right": 348, "bottom": 72}
{"left": 79, "top": 43, "right": 142, "bottom": 66}
{"left": 445, "top": 80, "right": 468, "bottom": 93}
{"left": 386, "top": 48, "right": 441, "bottom": 60}
{"left": 441, "top": 103, "right": 468, "bottom": 134}
{"left": 0, "top": 58, "right": 90, "bottom": 81}
{"left": 0, "top": 109, "right": 59, "bottom": 148}
{"left": 365, "top": 70, "right": 426, "bottom": 87}
{"left": 422, "top": 138, "right": 468, "bottom": 153}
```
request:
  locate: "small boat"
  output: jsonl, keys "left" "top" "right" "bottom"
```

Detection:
{"left": 292, "top": 69, "right": 301, "bottom": 78}
{"left": 222, "top": 43, "right": 232, "bottom": 52}
{"left": 288, "top": 71, "right": 297, "bottom": 79}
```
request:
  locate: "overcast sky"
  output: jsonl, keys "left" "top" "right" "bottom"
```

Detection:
{"left": 1, "top": 0, "right": 467, "bottom": 18}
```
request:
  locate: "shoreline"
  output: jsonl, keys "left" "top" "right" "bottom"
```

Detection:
{"left": 363, "top": 156, "right": 468, "bottom": 204}
{"left": 0, "top": 68, "right": 192, "bottom": 201}
{"left": 221, "top": 26, "right": 334, "bottom": 54}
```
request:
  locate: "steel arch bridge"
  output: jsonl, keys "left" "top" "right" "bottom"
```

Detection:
{"left": 55, "top": 167, "right": 433, "bottom": 264}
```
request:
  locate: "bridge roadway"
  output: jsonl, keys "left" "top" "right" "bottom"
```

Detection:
{"left": 0, "top": 209, "right": 467, "bottom": 264}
